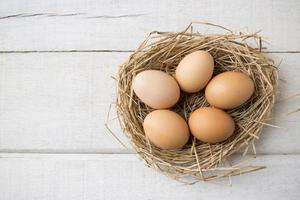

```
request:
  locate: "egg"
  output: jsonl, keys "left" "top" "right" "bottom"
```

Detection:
{"left": 188, "top": 107, "right": 235, "bottom": 143}
{"left": 132, "top": 70, "right": 180, "bottom": 109}
{"left": 175, "top": 51, "right": 214, "bottom": 93}
{"left": 205, "top": 71, "right": 255, "bottom": 109}
{"left": 143, "top": 110, "right": 190, "bottom": 149}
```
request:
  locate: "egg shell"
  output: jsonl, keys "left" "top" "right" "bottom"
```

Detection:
{"left": 175, "top": 51, "right": 214, "bottom": 93}
{"left": 143, "top": 110, "right": 190, "bottom": 150}
{"left": 132, "top": 70, "right": 180, "bottom": 109}
{"left": 205, "top": 71, "right": 255, "bottom": 109}
{"left": 188, "top": 107, "right": 235, "bottom": 143}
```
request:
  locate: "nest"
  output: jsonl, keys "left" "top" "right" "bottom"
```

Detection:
{"left": 116, "top": 22, "right": 278, "bottom": 182}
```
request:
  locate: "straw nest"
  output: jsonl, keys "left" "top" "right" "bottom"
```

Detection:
{"left": 116, "top": 23, "right": 278, "bottom": 182}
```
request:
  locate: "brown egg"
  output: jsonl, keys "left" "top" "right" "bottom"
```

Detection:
{"left": 175, "top": 51, "right": 214, "bottom": 93}
{"left": 205, "top": 71, "right": 255, "bottom": 109}
{"left": 188, "top": 107, "right": 235, "bottom": 143}
{"left": 132, "top": 70, "right": 180, "bottom": 109}
{"left": 143, "top": 110, "right": 190, "bottom": 150}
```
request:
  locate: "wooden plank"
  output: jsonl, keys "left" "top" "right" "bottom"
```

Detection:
{"left": 0, "top": 52, "right": 129, "bottom": 151}
{"left": 0, "top": 52, "right": 299, "bottom": 153}
{"left": 0, "top": 153, "right": 299, "bottom": 200}
{"left": 0, "top": 0, "right": 299, "bottom": 52}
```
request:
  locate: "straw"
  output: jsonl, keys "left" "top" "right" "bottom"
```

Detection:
{"left": 115, "top": 23, "right": 278, "bottom": 182}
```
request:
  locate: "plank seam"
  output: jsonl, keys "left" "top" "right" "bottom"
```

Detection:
{"left": 0, "top": 150, "right": 299, "bottom": 155}
{"left": 0, "top": 50, "right": 299, "bottom": 53}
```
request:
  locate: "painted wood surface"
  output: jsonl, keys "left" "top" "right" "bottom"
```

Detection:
{"left": 0, "top": 0, "right": 299, "bottom": 199}
{"left": 0, "top": 53, "right": 299, "bottom": 153}
{"left": 0, "top": 153, "right": 300, "bottom": 200}
{"left": 0, "top": 0, "right": 299, "bottom": 52}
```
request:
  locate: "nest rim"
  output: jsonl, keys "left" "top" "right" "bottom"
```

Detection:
{"left": 116, "top": 22, "right": 278, "bottom": 182}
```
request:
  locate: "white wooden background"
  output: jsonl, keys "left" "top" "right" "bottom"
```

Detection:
{"left": 0, "top": 0, "right": 299, "bottom": 199}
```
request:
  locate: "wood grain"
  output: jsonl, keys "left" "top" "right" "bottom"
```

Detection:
{"left": 0, "top": 52, "right": 299, "bottom": 153}
{"left": 0, "top": 0, "right": 299, "bottom": 52}
{"left": 0, "top": 153, "right": 299, "bottom": 200}
{"left": 0, "top": 0, "right": 299, "bottom": 199}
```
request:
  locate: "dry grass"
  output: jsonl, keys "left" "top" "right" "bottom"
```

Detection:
{"left": 115, "top": 22, "right": 278, "bottom": 182}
